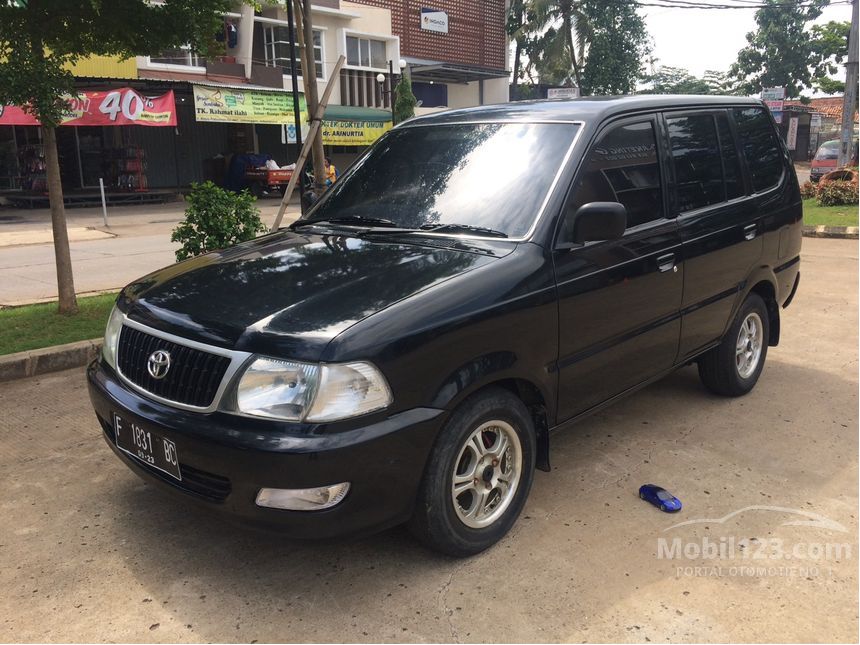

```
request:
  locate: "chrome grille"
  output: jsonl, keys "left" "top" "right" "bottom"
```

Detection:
{"left": 116, "top": 325, "right": 231, "bottom": 408}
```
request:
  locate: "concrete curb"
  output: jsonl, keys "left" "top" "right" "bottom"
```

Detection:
{"left": 0, "top": 338, "right": 102, "bottom": 383}
{"left": 803, "top": 225, "right": 858, "bottom": 239}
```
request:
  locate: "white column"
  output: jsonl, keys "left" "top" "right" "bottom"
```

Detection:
{"left": 237, "top": 3, "right": 255, "bottom": 79}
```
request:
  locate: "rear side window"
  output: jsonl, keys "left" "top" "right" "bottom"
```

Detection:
{"left": 716, "top": 113, "right": 744, "bottom": 200}
{"left": 733, "top": 107, "right": 783, "bottom": 192}
{"left": 666, "top": 114, "right": 723, "bottom": 212}
{"left": 568, "top": 120, "right": 664, "bottom": 230}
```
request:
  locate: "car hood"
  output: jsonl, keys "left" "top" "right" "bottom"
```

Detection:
{"left": 121, "top": 229, "right": 504, "bottom": 361}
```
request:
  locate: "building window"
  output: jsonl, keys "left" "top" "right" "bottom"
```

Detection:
{"left": 263, "top": 26, "right": 323, "bottom": 79}
{"left": 149, "top": 46, "right": 205, "bottom": 68}
{"left": 346, "top": 36, "right": 386, "bottom": 69}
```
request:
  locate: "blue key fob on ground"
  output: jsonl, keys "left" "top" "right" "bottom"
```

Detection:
{"left": 639, "top": 484, "right": 682, "bottom": 513}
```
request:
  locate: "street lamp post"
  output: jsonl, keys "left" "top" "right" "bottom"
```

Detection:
{"left": 377, "top": 59, "right": 407, "bottom": 125}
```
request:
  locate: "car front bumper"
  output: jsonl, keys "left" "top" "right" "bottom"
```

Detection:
{"left": 87, "top": 359, "right": 445, "bottom": 539}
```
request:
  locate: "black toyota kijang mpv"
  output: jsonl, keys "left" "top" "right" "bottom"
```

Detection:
{"left": 88, "top": 96, "right": 802, "bottom": 556}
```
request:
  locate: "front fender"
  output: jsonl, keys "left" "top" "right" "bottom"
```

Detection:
{"left": 429, "top": 351, "right": 554, "bottom": 412}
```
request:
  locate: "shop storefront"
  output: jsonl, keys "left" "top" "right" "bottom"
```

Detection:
{"left": 0, "top": 87, "right": 177, "bottom": 196}
{"left": 0, "top": 82, "right": 393, "bottom": 197}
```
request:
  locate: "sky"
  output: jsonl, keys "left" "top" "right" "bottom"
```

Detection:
{"left": 641, "top": 1, "right": 854, "bottom": 79}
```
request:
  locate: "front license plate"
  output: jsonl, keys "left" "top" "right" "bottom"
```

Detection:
{"left": 113, "top": 413, "right": 182, "bottom": 481}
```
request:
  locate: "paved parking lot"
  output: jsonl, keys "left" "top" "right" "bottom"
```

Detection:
{"left": 1, "top": 237, "right": 856, "bottom": 643}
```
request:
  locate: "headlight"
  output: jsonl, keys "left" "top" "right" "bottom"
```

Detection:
{"left": 235, "top": 358, "right": 392, "bottom": 422}
{"left": 102, "top": 305, "right": 124, "bottom": 369}
{"left": 305, "top": 362, "right": 393, "bottom": 422}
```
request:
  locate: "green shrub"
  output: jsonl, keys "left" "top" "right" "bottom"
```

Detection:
{"left": 171, "top": 181, "right": 266, "bottom": 261}
{"left": 816, "top": 180, "right": 859, "bottom": 207}
{"left": 799, "top": 180, "right": 816, "bottom": 199}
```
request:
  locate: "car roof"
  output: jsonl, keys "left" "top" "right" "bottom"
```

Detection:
{"left": 404, "top": 95, "right": 765, "bottom": 126}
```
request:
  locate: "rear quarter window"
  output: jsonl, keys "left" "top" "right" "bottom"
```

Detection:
{"left": 732, "top": 107, "right": 784, "bottom": 192}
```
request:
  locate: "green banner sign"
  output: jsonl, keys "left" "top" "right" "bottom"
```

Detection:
{"left": 193, "top": 85, "right": 308, "bottom": 125}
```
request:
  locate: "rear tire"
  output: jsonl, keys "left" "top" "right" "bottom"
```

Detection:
{"left": 698, "top": 293, "right": 770, "bottom": 396}
{"left": 409, "top": 387, "right": 536, "bottom": 557}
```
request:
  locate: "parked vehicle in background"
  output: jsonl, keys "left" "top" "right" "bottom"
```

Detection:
{"left": 88, "top": 96, "right": 802, "bottom": 557}
{"left": 810, "top": 139, "right": 859, "bottom": 182}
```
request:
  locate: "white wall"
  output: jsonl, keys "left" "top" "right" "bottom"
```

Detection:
{"left": 482, "top": 77, "right": 509, "bottom": 105}
{"left": 444, "top": 78, "right": 509, "bottom": 109}
{"left": 446, "top": 82, "right": 480, "bottom": 109}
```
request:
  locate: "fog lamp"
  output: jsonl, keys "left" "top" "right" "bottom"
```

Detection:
{"left": 255, "top": 483, "right": 350, "bottom": 511}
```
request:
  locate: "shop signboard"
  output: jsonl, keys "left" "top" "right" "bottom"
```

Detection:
{"left": 761, "top": 86, "right": 785, "bottom": 101}
{"left": 810, "top": 112, "right": 822, "bottom": 131}
{"left": 420, "top": 8, "right": 449, "bottom": 33}
{"left": 786, "top": 116, "right": 799, "bottom": 151}
{"left": 547, "top": 87, "right": 580, "bottom": 99}
{"left": 764, "top": 99, "right": 784, "bottom": 113}
{"left": 286, "top": 120, "right": 393, "bottom": 146}
{"left": 0, "top": 88, "right": 176, "bottom": 126}
{"left": 193, "top": 85, "right": 307, "bottom": 125}
{"left": 320, "top": 120, "right": 392, "bottom": 146}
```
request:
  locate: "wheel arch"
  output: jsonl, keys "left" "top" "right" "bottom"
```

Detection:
{"left": 748, "top": 279, "right": 780, "bottom": 346}
{"left": 430, "top": 356, "right": 553, "bottom": 473}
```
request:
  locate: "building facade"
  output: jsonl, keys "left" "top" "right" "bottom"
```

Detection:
{"left": 2, "top": 0, "right": 509, "bottom": 196}
{"left": 349, "top": 0, "right": 510, "bottom": 113}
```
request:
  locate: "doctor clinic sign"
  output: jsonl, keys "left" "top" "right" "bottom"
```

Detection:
{"left": 0, "top": 88, "right": 177, "bottom": 127}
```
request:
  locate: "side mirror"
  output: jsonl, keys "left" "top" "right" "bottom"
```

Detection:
{"left": 567, "top": 201, "right": 627, "bottom": 244}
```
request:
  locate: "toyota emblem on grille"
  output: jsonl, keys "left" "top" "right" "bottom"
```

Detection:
{"left": 147, "top": 350, "right": 171, "bottom": 380}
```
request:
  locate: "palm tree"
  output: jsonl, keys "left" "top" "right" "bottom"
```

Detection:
{"left": 523, "top": 0, "right": 592, "bottom": 90}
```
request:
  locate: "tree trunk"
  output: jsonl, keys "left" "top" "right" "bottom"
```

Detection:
{"left": 511, "top": 0, "right": 522, "bottom": 92}
{"left": 42, "top": 125, "right": 78, "bottom": 315}
{"left": 300, "top": 0, "right": 326, "bottom": 195}
{"left": 512, "top": 40, "right": 522, "bottom": 92}
{"left": 562, "top": 13, "right": 583, "bottom": 91}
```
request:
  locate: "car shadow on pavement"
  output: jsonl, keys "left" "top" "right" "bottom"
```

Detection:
{"left": 100, "top": 361, "right": 858, "bottom": 643}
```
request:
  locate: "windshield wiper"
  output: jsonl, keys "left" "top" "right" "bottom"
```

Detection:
{"left": 292, "top": 215, "right": 399, "bottom": 229}
{"left": 418, "top": 223, "right": 509, "bottom": 238}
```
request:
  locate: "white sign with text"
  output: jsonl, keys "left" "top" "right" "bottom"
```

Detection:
{"left": 420, "top": 8, "right": 448, "bottom": 33}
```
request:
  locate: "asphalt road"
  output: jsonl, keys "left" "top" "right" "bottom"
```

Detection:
{"left": 0, "top": 237, "right": 856, "bottom": 643}
{"left": 0, "top": 198, "right": 299, "bottom": 306}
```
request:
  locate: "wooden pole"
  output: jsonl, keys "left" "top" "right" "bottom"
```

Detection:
{"left": 301, "top": 0, "right": 327, "bottom": 195}
{"left": 271, "top": 54, "right": 345, "bottom": 232}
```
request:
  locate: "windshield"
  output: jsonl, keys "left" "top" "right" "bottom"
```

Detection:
{"left": 815, "top": 141, "right": 840, "bottom": 160}
{"left": 305, "top": 122, "right": 579, "bottom": 238}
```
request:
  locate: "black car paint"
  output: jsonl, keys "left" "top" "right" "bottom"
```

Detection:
{"left": 88, "top": 96, "right": 802, "bottom": 538}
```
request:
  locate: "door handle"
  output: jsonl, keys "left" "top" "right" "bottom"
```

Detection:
{"left": 657, "top": 253, "right": 677, "bottom": 273}
{"left": 743, "top": 223, "right": 757, "bottom": 241}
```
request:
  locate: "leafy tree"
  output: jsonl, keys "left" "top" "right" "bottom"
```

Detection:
{"left": 730, "top": 0, "right": 842, "bottom": 99}
{"left": 523, "top": 0, "right": 591, "bottom": 88}
{"left": 642, "top": 66, "right": 711, "bottom": 95}
{"left": 393, "top": 69, "right": 418, "bottom": 123}
{"left": 810, "top": 20, "right": 852, "bottom": 94}
{"left": 703, "top": 69, "right": 736, "bottom": 95}
{"left": 520, "top": 0, "right": 650, "bottom": 95}
{"left": 0, "top": 0, "right": 229, "bottom": 314}
{"left": 171, "top": 182, "right": 265, "bottom": 262}
{"left": 579, "top": 0, "right": 650, "bottom": 95}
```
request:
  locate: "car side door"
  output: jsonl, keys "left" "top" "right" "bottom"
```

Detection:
{"left": 664, "top": 109, "right": 765, "bottom": 361}
{"left": 553, "top": 115, "right": 683, "bottom": 422}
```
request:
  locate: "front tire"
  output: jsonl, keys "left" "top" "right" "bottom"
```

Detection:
{"left": 409, "top": 387, "right": 536, "bottom": 557}
{"left": 698, "top": 293, "right": 770, "bottom": 396}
